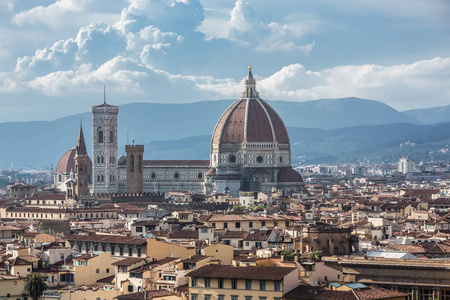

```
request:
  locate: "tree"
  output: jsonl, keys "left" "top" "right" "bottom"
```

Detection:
{"left": 24, "top": 273, "right": 48, "bottom": 300}
{"left": 307, "top": 251, "right": 323, "bottom": 261}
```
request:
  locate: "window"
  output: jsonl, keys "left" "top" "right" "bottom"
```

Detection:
{"left": 224, "top": 222, "right": 228, "bottom": 229}
{"left": 236, "top": 222, "right": 241, "bottom": 229}
{"left": 246, "top": 242, "right": 250, "bottom": 246}
{"left": 191, "top": 278, "right": 197, "bottom": 287}
{"left": 259, "top": 297, "right": 266, "bottom": 300}
{"left": 130, "top": 155, "right": 134, "bottom": 172}
{"left": 249, "top": 221, "right": 253, "bottom": 228}
{"left": 106, "top": 268, "right": 110, "bottom": 273}
{"left": 274, "top": 281, "right": 280, "bottom": 291}
{"left": 245, "top": 280, "right": 252, "bottom": 290}
{"left": 201, "top": 228, "right": 208, "bottom": 233}
{"left": 205, "top": 279, "right": 210, "bottom": 288}
{"left": 245, "top": 297, "right": 252, "bottom": 300}
{"left": 136, "top": 226, "right": 143, "bottom": 233}
{"left": 174, "top": 172, "right": 180, "bottom": 179}
{"left": 110, "top": 131, "right": 114, "bottom": 143}
{"left": 229, "top": 155, "right": 237, "bottom": 163}
{"left": 260, "top": 280, "right": 266, "bottom": 291}
{"left": 261, "top": 221, "right": 266, "bottom": 226}
{"left": 231, "top": 296, "right": 238, "bottom": 300}
{"left": 98, "top": 129, "right": 103, "bottom": 143}
{"left": 191, "top": 294, "right": 198, "bottom": 300}
{"left": 231, "top": 280, "right": 237, "bottom": 289}
{"left": 218, "top": 295, "right": 224, "bottom": 300}
{"left": 218, "top": 279, "right": 224, "bottom": 289}
{"left": 204, "top": 295, "right": 211, "bottom": 300}
{"left": 256, "top": 156, "right": 263, "bottom": 163}
{"left": 128, "top": 285, "right": 134, "bottom": 292}
{"left": 60, "top": 255, "right": 65, "bottom": 260}
{"left": 96, "top": 269, "right": 99, "bottom": 273}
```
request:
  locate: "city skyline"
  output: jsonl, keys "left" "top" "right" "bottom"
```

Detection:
{"left": 0, "top": 0, "right": 449, "bottom": 122}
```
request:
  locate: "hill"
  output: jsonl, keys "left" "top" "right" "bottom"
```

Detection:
{"left": 402, "top": 104, "right": 450, "bottom": 125}
{"left": 0, "top": 97, "right": 422, "bottom": 168}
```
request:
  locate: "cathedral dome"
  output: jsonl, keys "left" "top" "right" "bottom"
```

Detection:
{"left": 212, "top": 69, "right": 289, "bottom": 145}
{"left": 55, "top": 148, "right": 92, "bottom": 173}
{"left": 56, "top": 149, "right": 76, "bottom": 173}
{"left": 278, "top": 167, "right": 303, "bottom": 183}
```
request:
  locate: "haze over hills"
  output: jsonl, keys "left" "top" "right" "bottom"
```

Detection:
{"left": 2, "top": 97, "right": 449, "bottom": 168}
{"left": 402, "top": 104, "right": 450, "bottom": 125}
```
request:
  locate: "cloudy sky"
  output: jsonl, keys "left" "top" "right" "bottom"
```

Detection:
{"left": 0, "top": 0, "right": 449, "bottom": 122}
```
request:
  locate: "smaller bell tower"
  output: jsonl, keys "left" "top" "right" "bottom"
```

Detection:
{"left": 126, "top": 145, "right": 144, "bottom": 194}
{"left": 75, "top": 123, "right": 89, "bottom": 198}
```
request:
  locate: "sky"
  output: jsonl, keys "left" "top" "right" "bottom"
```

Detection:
{"left": 0, "top": 0, "right": 449, "bottom": 122}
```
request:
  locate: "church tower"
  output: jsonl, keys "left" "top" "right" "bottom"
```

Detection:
{"left": 91, "top": 91, "right": 119, "bottom": 193}
{"left": 74, "top": 123, "right": 89, "bottom": 197}
{"left": 126, "top": 145, "right": 144, "bottom": 193}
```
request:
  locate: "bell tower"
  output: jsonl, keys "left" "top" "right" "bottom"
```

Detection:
{"left": 91, "top": 88, "right": 119, "bottom": 193}
{"left": 74, "top": 123, "right": 89, "bottom": 197}
{"left": 126, "top": 145, "right": 144, "bottom": 194}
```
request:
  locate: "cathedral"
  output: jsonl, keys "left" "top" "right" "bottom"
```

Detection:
{"left": 56, "top": 67, "right": 304, "bottom": 197}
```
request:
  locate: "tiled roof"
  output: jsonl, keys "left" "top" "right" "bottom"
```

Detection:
{"left": 186, "top": 265, "right": 296, "bottom": 280}
{"left": 115, "top": 290, "right": 174, "bottom": 300}
{"left": 179, "top": 255, "right": 209, "bottom": 264}
{"left": 221, "top": 231, "right": 249, "bottom": 239}
{"left": 212, "top": 98, "right": 290, "bottom": 144}
{"left": 111, "top": 257, "right": 146, "bottom": 266}
{"left": 143, "top": 160, "right": 210, "bottom": 167}
{"left": 167, "top": 230, "right": 199, "bottom": 240}
{"left": 65, "top": 234, "right": 147, "bottom": 245}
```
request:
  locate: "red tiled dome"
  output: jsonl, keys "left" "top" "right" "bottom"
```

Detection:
{"left": 56, "top": 148, "right": 92, "bottom": 174}
{"left": 212, "top": 98, "right": 289, "bottom": 144}
{"left": 278, "top": 167, "right": 303, "bottom": 183}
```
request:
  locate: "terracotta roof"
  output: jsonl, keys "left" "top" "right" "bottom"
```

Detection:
{"left": 111, "top": 257, "right": 146, "bottom": 266}
{"left": 97, "top": 275, "right": 115, "bottom": 283}
{"left": 278, "top": 167, "right": 303, "bottom": 183}
{"left": 283, "top": 285, "right": 355, "bottom": 300}
{"left": 186, "top": 265, "right": 296, "bottom": 280}
{"left": 354, "top": 286, "right": 408, "bottom": 300}
{"left": 65, "top": 235, "right": 147, "bottom": 245}
{"left": 212, "top": 97, "right": 289, "bottom": 144}
{"left": 55, "top": 148, "right": 92, "bottom": 174}
{"left": 143, "top": 160, "right": 209, "bottom": 167}
{"left": 179, "top": 255, "right": 209, "bottom": 264}
{"left": 115, "top": 290, "right": 174, "bottom": 300}
{"left": 221, "top": 231, "right": 249, "bottom": 239}
{"left": 167, "top": 230, "right": 199, "bottom": 240}
{"left": 205, "top": 168, "right": 216, "bottom": 176}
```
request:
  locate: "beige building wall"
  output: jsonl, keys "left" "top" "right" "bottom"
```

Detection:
{"left": 147, "top": 239, "right": 196, "bottom": 260}
{"left": 202, "top": 243, "right": 233, "bottom": 265}
{"left": 188, "top": 275, "right": 297, "bottom": 300}
{"left": 0, "top": 277, "right": 26, "bottom": 299}
{"left": 74, "top": 252, "right": 116, "bottom": 286}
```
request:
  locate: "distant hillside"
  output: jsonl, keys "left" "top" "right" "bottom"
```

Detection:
{"left": 0, "top": 97, "right": 422, "bottom": 168}
{"left": 269, "top": 97, "right": 419, "bottom": 129}
{"left": 402, "top": 104, "right": 450, "bottom": 125}
{"left": 131, "top": 122, "right": 450, "bottom": 165}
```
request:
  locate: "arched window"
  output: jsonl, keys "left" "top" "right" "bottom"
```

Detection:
{"left": 130, "top": 155, "right": 134, "bottom": 172}
{"left": 101, "top": 174, "right": 104, "bottom": 182}
{"left": 97, "top": 156, "right": 100, "bottom": 164}
{"left": 101, "top": 156, "right": 104, "bottom": 164}
{"left": 58, "top": 174, "right": 62, "bottom": 182}
{"left": 98, "top": 127, "right": 103, "bottom": 144}
{"left": 97, "top": 175, "right": 100, "bottom": 182}
{"left": 110, "top": 131, "right": 114, "bottom": 143}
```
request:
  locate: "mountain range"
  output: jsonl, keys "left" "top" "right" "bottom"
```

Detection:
{"left": 1, "top": 97, "right": 449, "bottom": 168}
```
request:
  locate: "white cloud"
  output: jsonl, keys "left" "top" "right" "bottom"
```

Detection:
{"left": 196, "top": 57, "right": 450, "bottom": 110}
{"left": 12, "top": 0, "right": 86, "bottom": 26}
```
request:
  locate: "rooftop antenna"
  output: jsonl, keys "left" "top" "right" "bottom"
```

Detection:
{"left": 127, "top": 131, "right": 129, "bottom": 145}
{"left": 103, "top": 85, "right": 106, "bottom": 104}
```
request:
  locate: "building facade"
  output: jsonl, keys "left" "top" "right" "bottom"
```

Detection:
{"left": 91, "top": 100, "right": 119, "bottom": 193}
